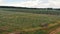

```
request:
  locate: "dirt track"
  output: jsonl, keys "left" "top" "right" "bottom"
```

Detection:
{"left": 49, "top": 27, "right": 60, "bottom": 34}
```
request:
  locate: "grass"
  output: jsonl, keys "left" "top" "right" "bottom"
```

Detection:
{"left": 0, "top": 8, "right": 60, "bottom": 34}
{"left": 57, "top": 32, "right": 60, "bottom": 34}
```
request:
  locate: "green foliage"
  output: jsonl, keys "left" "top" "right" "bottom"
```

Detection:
{"left": 24, "top": 30, "right": 47, "bottom": 34}
{"left": 0, "top": 8, "right": 60, "bottom": 15}
{"left": 57, "top": 32, "right": 60, "bottom": 34}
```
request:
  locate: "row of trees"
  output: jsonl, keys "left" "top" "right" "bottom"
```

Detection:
{"left": 0, "top": 6, "right": 60, "bottom": 10}
{"left": 0, "top": 6, "right": 60, "bottom": 15}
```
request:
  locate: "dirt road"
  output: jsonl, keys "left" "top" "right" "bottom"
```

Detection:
{"left": 49, "top": 27, "right": 60, "bottom": 34}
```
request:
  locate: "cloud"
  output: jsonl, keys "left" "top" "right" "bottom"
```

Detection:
{"left": 49, "top": 0, "right": 60, "bottom": 8}
{"left": 0, "top": 0, "right": 60, "bottom": 8}
{"left": 0, "top": 0, "right": 4, "bottom": 4}
{"left": 4, "top": 0, "right": 49, "bottom": 8}
{"left": 0, "top": 0, "right": 3, "bottom": 2}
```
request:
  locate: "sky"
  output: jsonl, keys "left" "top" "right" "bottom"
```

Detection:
{"left": 0, "top": 0, "right": 60, "bottom": 8}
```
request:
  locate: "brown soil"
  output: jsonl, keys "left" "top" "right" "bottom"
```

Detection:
{"left": 49, "top": 27, "right": 60, "bottom": 34}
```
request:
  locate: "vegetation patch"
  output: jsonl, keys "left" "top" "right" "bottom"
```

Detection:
{"left": 0, "top": 8, "right": 60, "bottom": 34}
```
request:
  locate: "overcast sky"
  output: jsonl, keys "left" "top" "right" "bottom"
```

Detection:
{"left": 0, "top": 0, "right": 60, "bottom": 8}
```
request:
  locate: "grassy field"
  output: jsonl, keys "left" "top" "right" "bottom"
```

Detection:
{"left": 0, "top": 8, "right": 60, "bottom": 34}
{"left": 57, "top": 32, "right": 60, "bottom": 34}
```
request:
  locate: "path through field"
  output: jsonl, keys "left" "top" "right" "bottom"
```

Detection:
{"left": 49, "top": 27, "right": 60, "bottom": 34}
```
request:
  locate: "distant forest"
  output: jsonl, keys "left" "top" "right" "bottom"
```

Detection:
{"left": 0, "top": 6, "right": 60, "bottom": 10}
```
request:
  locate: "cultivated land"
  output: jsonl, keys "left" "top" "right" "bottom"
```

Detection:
{"left": 0, "top": 8, "right": 60, "bottom": 34}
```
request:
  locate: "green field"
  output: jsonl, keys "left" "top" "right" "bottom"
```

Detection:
{"left": 0, "top": 8, "right": 60, "bottom": 34}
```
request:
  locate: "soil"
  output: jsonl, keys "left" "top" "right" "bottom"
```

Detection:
{"left": 49, "top": 27, "right": 60, "bottom": 34}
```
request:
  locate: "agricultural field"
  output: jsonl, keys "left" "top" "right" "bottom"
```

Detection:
{"left": 0, "top": 8, "right": 60, "bottom": 34}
